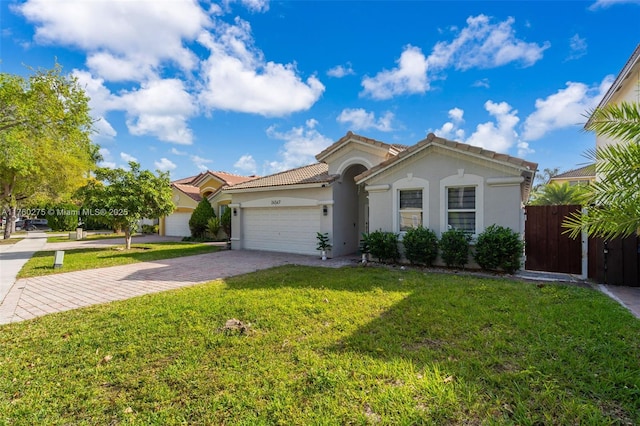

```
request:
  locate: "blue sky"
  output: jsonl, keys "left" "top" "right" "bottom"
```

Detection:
{"left": 2, "top": 0, "right": 639, "bottom": 180}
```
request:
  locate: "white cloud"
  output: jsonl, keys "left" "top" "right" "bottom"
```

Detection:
{"left": 327, "top": 63, "right": 355, "bottom": 78}
{"left": 191, "top": 155, "right": 213, "bottom": 171}
{"left": 465, "top": 101, "right": 520, "bottom": 153}
{"left": 72, "top": 70, "right": 118, "bottom": 139}
{"left": 154, "top": 158, "right": 177, "bottom": 172}
{"left": 567, "top": 34, "right": 587, "bottom": 61}
{"left": 431, "top": 108, "right": 466, "bottom": 140}
{"left": 427, "top": 15, "right": 549, "bottom": 71}
{"left": 337, "top": 108, "right": 395, "bottom": 131}
{"left": 472, "top": 78, "right": 490, "bottom": 88}
{"left": 361, "top": 45, "right": 429, "bottom": 99}
{"left": 589, "top": 0, "right": 640, "bottom": 10}
{"left": 120, "top": 152, "right": 138, "bottom": 163}
{"left": 97, "top": 148, "right": 116, "bottom": 169}
{"left": 522, "top": 76, "right": 613, "bottom": 140}
{"left": 17, "top": 0, "right": 209, "bottom": 82}
{"left": 234, "top": 154, "right": 258, "bottom": 174}
{"left": 171, "top": 148, "right": 188, "bottom": 156}
{"left": 198, "top": 18, "right": 324, "bottom": 116}
{"left": 118, "top": 79, "right": 197, "bottom": 145}
{"left": 265, "top": 119, "right": 333, "bottom": 172}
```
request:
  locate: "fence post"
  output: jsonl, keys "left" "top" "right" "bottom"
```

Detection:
{"left": 581, "top": 207, "right": 588, "bottom": 280}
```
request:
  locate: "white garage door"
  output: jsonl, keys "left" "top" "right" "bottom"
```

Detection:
{"left": 243, "top": 207, "right": 320, "bottom": 255}
{"left": 165, "top": 212, "right": 191, "bottom": 237}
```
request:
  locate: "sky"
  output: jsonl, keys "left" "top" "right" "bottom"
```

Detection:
{"left": 2, "top": 0, "right": 639, "bottom": 181}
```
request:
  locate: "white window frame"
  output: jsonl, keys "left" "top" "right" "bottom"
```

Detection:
{"left": 440, "top": 173, "right": 483, "bottom": 237}
{"left": 399, "top": 189, "right": 423, "bottom": 232}
{"left": 392, "top": 176, "right": 429, "bottom": 235}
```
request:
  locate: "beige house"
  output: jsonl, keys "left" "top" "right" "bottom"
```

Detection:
{"left": 225, "top": 132, "right": 537, "bottom": 257}
{"left": 587, "top": 43, "right": 640, "bottom": 151}
{"left": 161, "top": 171, "right": 255, "bottom": 237}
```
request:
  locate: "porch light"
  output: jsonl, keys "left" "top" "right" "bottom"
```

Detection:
{"left": 322, "top": 205, "right": 328, "bottom": 216}
{"left": 233, "top": 208, "right": 237, "bottom": 216}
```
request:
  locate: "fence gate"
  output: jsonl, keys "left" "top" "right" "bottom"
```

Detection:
{"left": 524, "top": 205, "right": 582, "bottom": 274}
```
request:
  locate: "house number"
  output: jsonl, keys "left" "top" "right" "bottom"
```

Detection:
{"left": 271, "top": 200, "right": 281, "bottom": 205}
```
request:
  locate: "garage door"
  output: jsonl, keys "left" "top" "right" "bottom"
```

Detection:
{"left": 243, "top": 207, "right": 320, "bottom": 255}
{"left": 165, "top": 212, "right": 191, "bottom": 237}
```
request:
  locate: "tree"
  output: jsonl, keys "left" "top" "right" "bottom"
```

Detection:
{"left": 1, "top": 64, "right": 97, "bottom": 239}
{"left": 564, "top": 100, "right": 640, "bottom": 239}
{"left": 79, "top": 162, "right": 175, "bottom": 249}
{"left": 528, "top": 182, "right": 591, "bottom": 206}
{"left": 189, "top": 199, "right": 216, "bottom": 239}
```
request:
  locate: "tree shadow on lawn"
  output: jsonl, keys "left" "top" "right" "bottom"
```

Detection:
{"left": 225, "top": 265, "right": 640, "bottom": 422}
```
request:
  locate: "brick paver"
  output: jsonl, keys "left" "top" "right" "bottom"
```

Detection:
{"left": 0, "top": 250, "right": 355, "bottom": 324}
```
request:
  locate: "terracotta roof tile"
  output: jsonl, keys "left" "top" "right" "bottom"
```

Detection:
{"left": 227, "top": 163, "right": 337, "bottom": 190}
{"left": 173, "top": 183, "right": 202, "bottom": 202}
{"left": 316, "top": 131, "right": 398, "bottom": 161}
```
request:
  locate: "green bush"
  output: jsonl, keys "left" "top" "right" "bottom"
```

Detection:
{"left": 364, "top": 230, "right": 399, "bottom": 264}
{"left": 189, "top": 199, "right": 216, "bottom": 238}
{"left": 44, "top": 203, "right": 80, "bottom": 231}
{"left": 439, "top": 229, "right": 471, "bottom": 268}
{"left": 221, "top": 207, "right": 231, "bottom": 240}
{"left": 474, "top": 224, "right": 524, "bottom": 273}
{"left": 207, "top": 217, "right": 221, "bottom": 239}
{"left": 402, "top": 226, "right": 438, "bottom": 266}
{"left": 141, "top": 224, "right": 159, "bottom": 234}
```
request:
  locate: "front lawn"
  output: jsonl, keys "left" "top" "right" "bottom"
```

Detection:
{"left": 17, "top": 242, "right": 221, "bottom": 278}
{"left": 1, "top": 266, "right": 638, "bottom": 424}
{"left": 47, "top": 233, "right": 142, "bottom": 243}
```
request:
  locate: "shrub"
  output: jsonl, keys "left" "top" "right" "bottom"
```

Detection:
{"left": 474, "top": 224, "right": 524, "bottom": 273}
{"left": 316, "top": 232, "right": 331, "bottom": 251}
{"left": 141, "top": 224, "right": 159, "bottom": 234}
{"left": 44, "top": 203, "right": 80, "bottom": 231}
{"left": 221, "top": 207, "right": 232, "bottom": 240}
{"left": 207, "top": 217, "right": 221, "bottom": 239}
{"left": 189, "top": 199, "right": 216, "bottom": 238}
{"left": 364, "top": 230, "right": 399, "bottom": 263}
{"left": 439, "top": 229, "right": 471, "bottom": 268}
{"left": 402, "top": 226, "right": 438, "bottom": 266}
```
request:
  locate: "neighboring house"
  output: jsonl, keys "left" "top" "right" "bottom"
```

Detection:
{"left": 225, "top": 131, "right": 537, "bottom": 257}
{"left": 548, "top": 164, "right": 595, "bottom": 186}
{"left": 160, "top": 171, "right": 255, "bottom": 237}
{"left": 586, "top": 43, "right": 640, "bottom": 151}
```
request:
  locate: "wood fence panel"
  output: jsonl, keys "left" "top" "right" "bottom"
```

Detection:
{"left": 524, "top": 205, "right": 581, "bottom": 274}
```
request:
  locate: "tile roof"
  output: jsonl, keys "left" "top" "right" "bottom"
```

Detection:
{"left": 173, "top": 183, "right": 202, "bottom": 202}
{"left": 355, "top": 133, "right": 538, "bottom": 183}
{"left": 226, "top": 163, "right": 337, "bottom": 191}
{"left": 191, "top": 170, "right": 256, "bottom": 187}
{"left": 315, "top": 131, "right": 400, "bottom": 161}
{"left": 550, "top": 164, "right": 595, "bottom": 180}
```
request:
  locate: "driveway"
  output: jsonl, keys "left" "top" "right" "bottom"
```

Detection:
{"left": 0, "top": 249, "right": 355, "bottom": 324}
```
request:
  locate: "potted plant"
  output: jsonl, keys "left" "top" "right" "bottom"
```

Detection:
{"left": 316, "top": 232, "right": 332, "bottom": 260}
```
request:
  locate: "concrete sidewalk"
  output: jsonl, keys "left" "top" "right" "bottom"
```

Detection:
{"left": 0, "top": 232, "right": 48, "bottom": 304}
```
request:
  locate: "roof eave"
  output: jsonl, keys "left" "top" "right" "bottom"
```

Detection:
{"left": 224, "top": 181, "right": 335, "bottom": 194}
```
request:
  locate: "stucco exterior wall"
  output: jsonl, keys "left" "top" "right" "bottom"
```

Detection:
{"left": 364, "top": 148, "right": 525, "bottom": 237}
{"left": 324, "top": 143, "right": 389, "bottom": 175}
{"left": 596, "top": 68, "right": 640, "bottom": 150}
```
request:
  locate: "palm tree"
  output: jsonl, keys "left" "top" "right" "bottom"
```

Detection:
{"left": 564, "top": 101, "right": 640, "bottom": 239}
{"left": 529, "top": 182, "right": 590, "bottom": 206}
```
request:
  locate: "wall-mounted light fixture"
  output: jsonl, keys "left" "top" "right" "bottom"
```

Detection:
{"left": 233, "top": 208, "right": 237, "bottom": 216}
{"left": 322, "top": 205, "right": 328, "bottom": 216}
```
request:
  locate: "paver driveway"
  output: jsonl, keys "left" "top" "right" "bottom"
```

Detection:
{"left": 0, "top": 250, "right": 354, "bottom": 324}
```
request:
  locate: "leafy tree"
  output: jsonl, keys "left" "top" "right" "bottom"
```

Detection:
{"left": 1, "top": 64, "right": 97, "bottom": 239}
{"left": 532, "top": 167, "right": 560, "bottom": 191}
{"left": 221, "top": 207, "right": 232, "bottom": 241}
{"left": 189, "top": 199, "right": 216, "bottom": 239}
{"left": 529, "top": 182, "right": 591, "bottom": 206}
{"left": 78, "top": 162, "right": 174, "bottom": 249}
{"left": 565, "top": 100, "right": 640, "bottom": 239}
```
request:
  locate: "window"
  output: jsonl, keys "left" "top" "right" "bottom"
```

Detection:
{"left": 219, "top": 204, "right": 229, "bottom": 218}
{"left": 399, "top": 189, "right": 423, "bottom": 231}
{"left": 446, "top": 186, "right": 476, "bottom": 233}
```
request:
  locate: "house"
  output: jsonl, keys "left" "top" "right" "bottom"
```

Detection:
{"left": 225, "top": 131, "right": 537, "bottom": 258}
{"left": 160, "top": 171, "right": 255, "bottom": 237}
{"left": 586, "top": 43, "right": 640, "bottom": 151}
{"left": 548, "top": 164, "right": 595, "bottom": 186}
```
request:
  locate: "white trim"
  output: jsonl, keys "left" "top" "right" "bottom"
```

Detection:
{"left": 240, "top": 197, "right": 321, "bottom": 208}
{"left": 440, "top": 174, "right": 484, "bottom": 236}
{"left": 487, "top": 176, "right": 524, "bottom": 186}
{"left": 225, "top": 182, "right": 329, "bottom": 193}
{"left": 365, "top": 184, "right": 390, "bottom": 192}
{"left": 392, "top": 177, "right": 429, "bottom": 234}
{"left": 336, "top": 156, "right": 375, "bottom": 175}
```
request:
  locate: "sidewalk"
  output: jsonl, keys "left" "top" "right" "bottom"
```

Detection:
{"left": 0, "top": 232, "right": 48, "bottom": 304}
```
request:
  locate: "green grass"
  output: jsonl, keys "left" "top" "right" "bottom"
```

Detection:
{"left": 47, "top": 233, "right": 143, "bottom": 243}
{"left": 0, "top": 237, "right": 23, "bottom": 245}
{"left": 17, "top": 242, "right": 221, "bottom": 278}
{"left": 1, "top": 266, "right": 638, "bottom": 425}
